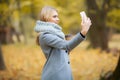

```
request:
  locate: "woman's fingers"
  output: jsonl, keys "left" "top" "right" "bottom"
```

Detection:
{"left": 86, "top": 17, "right": 92, "bottom": 26}
{"left": 80, "top": 16, "right": 92, "bottom": 35}
{"left": 81, "top": 17, "right": 92, "bottom": 29}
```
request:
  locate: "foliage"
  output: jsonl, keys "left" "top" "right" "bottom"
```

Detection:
{"left": 0, "top": 42, "right": 119, "bottom": 80}
{"left": 107, "top": 9, "right": 120, "bottom": 29}
{"left": 0, "top": 0, "right": 120, "bottom": 42}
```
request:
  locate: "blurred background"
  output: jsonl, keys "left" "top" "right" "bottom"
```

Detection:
{"left": 0, "top": 0, "right": 120, "bottom": 80}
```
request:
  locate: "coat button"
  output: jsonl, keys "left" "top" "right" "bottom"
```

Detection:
{"left": 65, "top": 50, "right": 67, "bottom": 53}
{"left": 68, "top": 61, "right": 70, "bottom": 64}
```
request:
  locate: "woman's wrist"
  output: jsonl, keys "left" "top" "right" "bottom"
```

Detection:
{"left": 80, "top": 32, "right": 85, "bottom": 38}
{"left": 80, "top": 30, "right": 87, "bottom": 36}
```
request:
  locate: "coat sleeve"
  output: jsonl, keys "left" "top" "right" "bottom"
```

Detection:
{"left": 41, "top": 33, "right": 85, "bottom": 52}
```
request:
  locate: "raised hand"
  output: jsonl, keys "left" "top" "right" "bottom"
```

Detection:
{"left": 80, "top": 11, "right": 92, "bottom": 36}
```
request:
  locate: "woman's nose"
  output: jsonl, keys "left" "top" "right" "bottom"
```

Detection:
{"left": 56, "top": 17, "right": 59, "bottom": 21}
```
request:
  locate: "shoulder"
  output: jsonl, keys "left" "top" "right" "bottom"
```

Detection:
{"left": 40, "top": 32, "right": 57, "bottom": 41}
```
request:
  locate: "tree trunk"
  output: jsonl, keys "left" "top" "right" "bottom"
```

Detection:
{"left": 110, "top": 55, "right": 120, "bottom": 80}
{"left": 30, "top": 0, "right": 36, "bottom": 19}
{"left": 16, "top": 0, "right": 27, "bottom": 44}
{"left": 0, "top": 26, "right": 13, "bottom": 44}
{"left": 86, "top": 0, "right": 109, "bottom": 50}
{"left": 0, "top": 27, "right": 6, "bottom": 44}
{"left": 0, "top": 43, "right": 6, "bottom": 70}
{"left": 88, "top": 11, "right": 109, "bottom": 50}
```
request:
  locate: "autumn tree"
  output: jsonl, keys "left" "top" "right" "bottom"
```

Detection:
{"left": 85, "top": 0, "right": 120, "bottom": 79}
{"left": 85, "top": 0, "right": 120, "bottom": 50}
{"left": 0, "top": 43, "right": 6, "bottom": 70}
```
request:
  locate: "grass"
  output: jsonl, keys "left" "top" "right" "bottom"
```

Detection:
{"left": 0, "top": 34, "right": 120, "bottom": 80}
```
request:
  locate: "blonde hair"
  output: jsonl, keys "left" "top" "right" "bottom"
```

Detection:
{"left": 39, "top": 6, "right": 57, "bottom": 22}
{"left": 36, "top": 6, "right": 57, "bottom": 45}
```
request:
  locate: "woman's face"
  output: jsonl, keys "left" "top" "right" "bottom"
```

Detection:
{"left": 48, "top": 10, "right": 59, "bottom": 24}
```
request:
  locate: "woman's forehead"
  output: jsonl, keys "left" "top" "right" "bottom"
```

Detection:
{"left": 52, "top": 10, "right": 58, "bottom": 15}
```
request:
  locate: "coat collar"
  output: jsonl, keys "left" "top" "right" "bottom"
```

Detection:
{"left": 34, "top": 20, "right": 65, "bottom": 39}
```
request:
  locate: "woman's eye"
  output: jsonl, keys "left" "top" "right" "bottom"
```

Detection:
{"left": 53, "top": 15, "right": 57, "bottom": 18}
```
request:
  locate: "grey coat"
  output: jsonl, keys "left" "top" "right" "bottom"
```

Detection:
{"left": 34, "top": 20, "right": 85, "bottom": 80}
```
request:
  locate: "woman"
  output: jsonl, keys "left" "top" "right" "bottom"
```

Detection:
{"left": 34, "top": 6, "right": 91, "bottom": 80}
